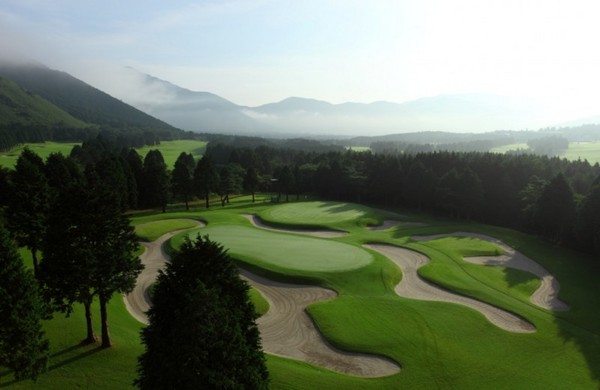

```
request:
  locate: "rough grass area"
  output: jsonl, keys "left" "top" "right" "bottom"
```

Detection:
{"left": 134, "top": 218, "right": 200, "bottom": 242}
{"left": 249, "top": 288, "right": 270, "bottom": 316}
{"left": 5, "top": 199, "right": 600, "bottom": 389}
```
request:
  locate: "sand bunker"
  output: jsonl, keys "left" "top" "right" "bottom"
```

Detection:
{"left": 125, "top": 220, "right": 399, "bottom": 377}
{"left": 243, "top": 214, "right": 348, "bottom": 238}
{"left": 124, "top": 220, "right": 204, "bottom": 324}
{"left": 241, "top": 270, "right": 400, "bottom": 377}
{"left": 367, "top": 220, "right": 427, "bottom": 231}
{"left": 412, "top": 233, "right": 569, "bottom": 311}
{"left": 364, "top": 244, "right": 536, "bottom": 333}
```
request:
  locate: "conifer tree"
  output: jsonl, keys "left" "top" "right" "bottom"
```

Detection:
{"left": 0, "top": 224, "right": 48, "bottom": 381}
{"left": 135, "top": 235, "right": 268, "bottom": 389}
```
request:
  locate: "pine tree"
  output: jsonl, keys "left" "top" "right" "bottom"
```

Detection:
{"left": 171, "top": 152, "right": 195, "bottom": 210}
{"left": 135, "top": 235, "right": 268, "bottom": 389}
{"left": 0, "top": 224, "right": 48, "bottom": 381}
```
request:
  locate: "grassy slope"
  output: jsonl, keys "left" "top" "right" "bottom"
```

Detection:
{"left": 0, "top": 77, "right": 87, "bottom": 129}
{"left": 4, "top": 199, "right": 599, "bottom": 389}
{"left": 0, "top": 142, "right": 80, "bottom": 168}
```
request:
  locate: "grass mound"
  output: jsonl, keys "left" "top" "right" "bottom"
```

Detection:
{"left": 258, "top": 201, "right": 385, "bottom": 227}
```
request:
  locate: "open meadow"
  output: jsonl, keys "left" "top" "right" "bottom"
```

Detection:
{"left": 0, "top": 140, "right": 207, "bottom": 169}
{"left": 3, "top": 198, "right": 600, "bottom": 389}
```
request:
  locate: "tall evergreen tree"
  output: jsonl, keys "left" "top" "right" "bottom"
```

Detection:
{"left": 193, "top": 156, "right": 219, "bottom": 208}
{"left": 243, "top": 167, "right": 260, "bottom": 203}
{"left": 0, "top": 224, "right": 48, "bottom": 381}
{"left": 534, "top": 172, "right": 576, "bottom": 243}
{"left": 6, "top": 148, "right": 49, "bottom": 277}
{"left": 141, "top": 150, "right": 169, "bottom": 212}
{"left": 40, "top": 163, "right": 143, "bottom": 348}
{"left": 135, "top": 235, "right": 268, "bottom": 390}
{"left": 171, "top": 152, "right": 195, "bottom": 210}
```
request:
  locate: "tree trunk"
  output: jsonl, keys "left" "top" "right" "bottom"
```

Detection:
{"left": 251, "top": 191, "right": 255, "bottom": 203}
{"left": 100, "top": 294, "right": 111, "bottom": 348}
{"left": 205, "top": 192, "right": 210, "bottom": 209}
{"left": 31, "top": 248, "right": 38, "bottom": 278}
{"left": 82, "top": 299, "right": 97, "bottom": 344}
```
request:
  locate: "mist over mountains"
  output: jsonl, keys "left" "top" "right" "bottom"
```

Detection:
{"left": 85, "top": 67, "right": 556, "bottom": 137}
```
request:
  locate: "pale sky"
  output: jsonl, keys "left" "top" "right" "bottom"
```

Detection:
{"left": 1, "top": 0, "right": 600, "bottom": 120}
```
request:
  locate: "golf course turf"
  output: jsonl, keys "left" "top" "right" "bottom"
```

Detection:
{"left": 4, "top": 198, "right": 600, "bottom": 389}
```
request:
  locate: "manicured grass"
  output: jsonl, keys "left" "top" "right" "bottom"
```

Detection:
{"left": 0, "top": 142, "right": 80, "bottom": 168}
{"left": 135, "top": 140, "right": 207, "bottom": 169}
{"left": 6, "top": 199, "right": 600, "bottom": 389}
{"left": 134, "top": 218, "right": 200, "bottom": 242}
{"left": 174, "top": 225, "right": 373, "bottom": 273}
{"left": 258, "top": 201, "right": 387, "bottom": 228}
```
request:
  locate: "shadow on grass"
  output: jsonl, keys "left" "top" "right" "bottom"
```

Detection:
{"left": 0, "top": 344, "right": 104, "bottom": 388}
{"left": 46, "top": 344, "right": 104, "bottom": 372}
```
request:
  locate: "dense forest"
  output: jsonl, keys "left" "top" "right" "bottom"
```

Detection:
{"left": 2, "top": 134, "right": 598, "bottom": 258}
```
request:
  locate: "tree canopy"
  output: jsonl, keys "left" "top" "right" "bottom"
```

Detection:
{"left": 135, "top": 235, "right": 268, "bottom": 389}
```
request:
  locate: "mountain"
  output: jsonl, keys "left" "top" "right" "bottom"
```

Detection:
{"left": 0, "top": 76, "right": 87, "bottom": 129}
{"left": 124, "top": 70, "right": 264, "bottom": 135}
{"left": 0, "top": 62, "right": 178, "bottom": 133}
{"left": 87, "top": 68, "right": 556, "bottom": 136}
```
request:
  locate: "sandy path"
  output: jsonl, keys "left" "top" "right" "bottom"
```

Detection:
{"left": 124, "top": 220, "right": 204, "bottom": 324}
{"left": 240, "top": 270, "right": 400, "bottom": 377}
{"left": 364, "top": 244, "right": 536, "bottom": 333}
{"left": 367, "top": 220, "right": 427, "bottom": 231}
{"left": 243, "top": 214, "right": 348, "bottom": 238}
{"left": 412, "top": 233, "right": 569, "bottom": 311}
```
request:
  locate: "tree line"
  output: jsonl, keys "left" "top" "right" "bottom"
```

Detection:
{"left": 0, "top": 142, "right": 269, "bottom": 386}
{"left": 199, "top": 141, "right": 600, "bottom": 256}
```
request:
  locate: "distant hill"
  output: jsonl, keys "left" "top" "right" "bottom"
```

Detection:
{"left": 0, "top": 62, "right": 179, "bottom": 133}
{"left": 0, "top": 76, "right": 87, "bottom": 129}
{"left": 90, "top": 68, "right": 554, "bottom": 136}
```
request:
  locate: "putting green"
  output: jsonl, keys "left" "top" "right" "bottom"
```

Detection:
{"left": 258, "top": 201, "right": 383, "bottom": 225}
{"left": 180, "top": 225, "right": 373, "bottom": 272}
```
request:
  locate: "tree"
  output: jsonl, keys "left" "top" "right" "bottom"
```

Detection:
{"left": 534, "top": 172, "right": 576, "bottom": 243}
{"left": 575, "top": 182, "right": 600, "bottom": 253}
{"left": 0, "top": 223, "right": 48, "bottom": 381}
{"left": 135, "top": 235, "right": 268, "bottom": 389}
{"left": 193, "top": 156, "right": 219, "bottom": 208}
{"left": 84, "top": 165, "right": 144, "bottom": 347}
{"left": 243, "top": 167, "right": 260, "bottom": 203}
{"left": 6, "top": 148, "right": 49, "bottom": 277}
{"left": 277, "top": 165, "right": 295, "bottom": 202}
{"left": 171, "top": 152, "right": 195, "bottom": 210}
{"left": 40, "top": 163, "right": 143, "bottom": 348}
{"left": 141, "top": 150, "right": 169, "bottom": 212}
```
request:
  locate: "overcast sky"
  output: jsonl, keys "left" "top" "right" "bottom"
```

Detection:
{"left": 1, "top": 0, "right": 600, "bottom": 119}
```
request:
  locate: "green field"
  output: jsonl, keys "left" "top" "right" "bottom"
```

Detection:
{"left": 0, "top": 140, "right": 207, "bottom": 169}
{"left": 561, "top": 141, "right": 600, "bottom": 164}
{"left": 4, "top": 200, "right": 600, "bottom": 389}
{"left": 135, "top": 139, "right": 207, "bottom": 169}
{"left": 489, "top": 143, "right": 530, "bottom": 154}
{"left": 490, "top": 141, "right": 600, "bottom": 164}
{"left": 0, "top": 142, "right": 80, "bottom": 168}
